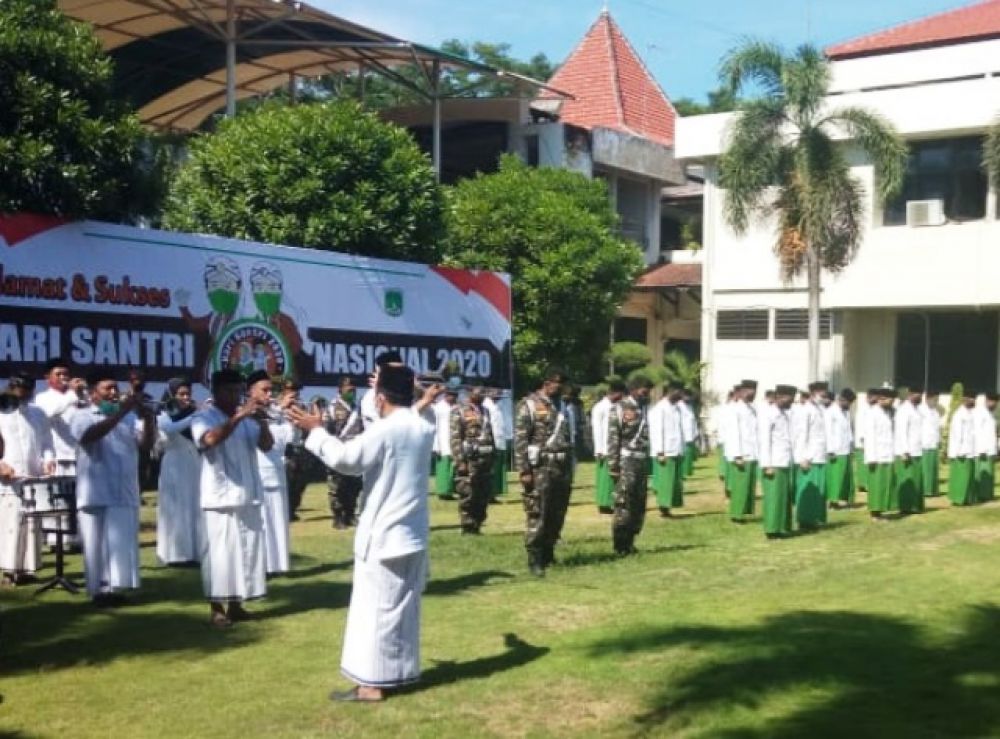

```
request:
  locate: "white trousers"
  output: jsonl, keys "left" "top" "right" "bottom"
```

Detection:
{"left": 201, "top": 505, "right": 266, "bottom": 602}
{"left": 0, "top": 495, "right": 41, "bottom": 574}
{"left": 261, "top": 487, "right": 290, "bottom": 574}
{"left": 341, "top": 550, "right": 427, "bottom": 688}
{"left": 156, "top": 451, "right": 204, "bottom": 564}
{"left": 78, "top": 505, "right": 141, "bottom": 597}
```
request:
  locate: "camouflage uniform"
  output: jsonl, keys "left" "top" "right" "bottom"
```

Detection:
{"left": 608, "top": 396, "right": 650, "bottom": 554}
{"left": 515, "top": 392, "right": 573, "bottom": 569}
{"left": 450, "top": 400, "right": 496, "bottom": 533}
{"left": 324, "top": 398, "right": 364, "bottom": 528}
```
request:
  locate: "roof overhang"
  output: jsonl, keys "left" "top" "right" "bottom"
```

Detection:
{"left": 58, "top": 0, "right": 570, "bottom": 132}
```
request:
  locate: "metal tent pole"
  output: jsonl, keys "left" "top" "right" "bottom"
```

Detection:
{"left": 226, "top": 0, "right": 236, "bottom": 117}
{"left": 431, "top": 59, "right": 441, "bottom": 181}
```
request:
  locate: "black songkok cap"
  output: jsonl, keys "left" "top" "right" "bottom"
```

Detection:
{"left": 86, "top": 367, "right": 117, "bottom": 386}
{"left": 377, "top": 365, "right": 415, "bottom": 400}
{"left": 245, "top": 370, "right": 271, "bottom": 388}
{"left": 167, "top": 376, "right": 192, "bottom": 395}
{"left": 775, "top": 384, "right": 797, "bottom": 397}
{"left": 876, "top": 386, "right": 896, "bottom": 398}
{"left": 211, "top": 369, "right": 244, "bottom": 389}
{"left": 608, "top": 379, "right": 627, "bottom": 393}
{"left": 740, "top": 379, "right": 758, "bottom": 390}
{"left": 840, "top": 388, "right": 857, "bottom": 402}
{"left": 45, "top": 356, "right": 69, "bottom": 373}
{"left": 808, "top": 381, "right": 829, "bottom": 392}
{"left": 375, "top": 350, "right": 403, "bottom": 368}
{"left": 986, "top": 391, "right": 1000, "bottom": 402}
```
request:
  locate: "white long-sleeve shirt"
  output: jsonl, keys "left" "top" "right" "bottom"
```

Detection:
{"left": 893, "top": 401, "right": 923, "bottom": 458}
{"left": 948, "top": 406, "right": 976, "bottom": 459}
{"left": 258, "top": 420, "right": 298, "bottom": 491}
{"left": 191, "top": 406, "right": 263, "bottom": 510}
{"left": 590, "top": 396, "right": 613, "bottom": 456}
{"left": 0, "top": 404, "right": 54, "bottom": 492}
{"left": 650, "top": 399, "right": 684, "bottom": 457}
{"left": 71, "top": 408, "right": 146, "bottom": 508}
{"left": 757, "top": 404, "right": 793, "bottom": 468}
{"left": 824, "top": 404, "right": 853, "bottom": 457}
{"left": 920, "top": 401, "right": 942, "bottom": 451}
{"left": 305, "top": 406, "right": 434, "bottom": 562}
{"left": 678, "top": 400, "right": 698, "bottom": 444}
{"left": 793, "top": 401, "right": 827, "bottom": 465}
{"left": 34, "top": 387, "right": 79, "bottom": 462}
{"left": 723, "top": 400, "right": 758, "bottom": 461}
{"left": 863, "top": 406, "right": 894, "bottom": 464}
{"left": 483, "top": 397, "right": 507, "bottom": 451}
{"left": 973, "top": 406, "right": 998, "bottom": 457}
{"left": 432, "top": 400, "right": 453, "bottom": 456}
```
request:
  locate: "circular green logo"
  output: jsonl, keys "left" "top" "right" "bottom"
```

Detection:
{"left": 210, "top": 318, "right": 293, "bottom": 379}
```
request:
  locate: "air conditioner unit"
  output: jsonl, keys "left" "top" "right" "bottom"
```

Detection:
{"left": 906, "top": 199, "right": 946, "bottom": 227}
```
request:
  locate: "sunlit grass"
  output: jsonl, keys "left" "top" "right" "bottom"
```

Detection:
{"left": 4, "top": 456, "right": 1000, "bottom": 737}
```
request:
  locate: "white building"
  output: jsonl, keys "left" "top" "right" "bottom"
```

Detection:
{"left": 677, "top": 0, "right": 1000, "bottom": 418}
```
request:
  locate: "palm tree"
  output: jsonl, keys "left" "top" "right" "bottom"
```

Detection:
{"left": 718, "top": 42, "right": 907, "bottom": 379}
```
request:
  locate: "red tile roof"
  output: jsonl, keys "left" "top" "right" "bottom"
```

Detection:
{"left": 635, "top": 262, "right": 701, "bottom": 289}
{"left": 827, "top": 0, "right": 1000, "bottom": 59}
{"left": 540, "top": 11, "right": 676, "bottom": 146}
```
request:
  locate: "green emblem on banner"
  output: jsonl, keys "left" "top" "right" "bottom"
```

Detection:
{"left": 384, "top": 289, "right": 404, "bottom": 317}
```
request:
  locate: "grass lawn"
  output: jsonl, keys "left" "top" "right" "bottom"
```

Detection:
{"left": 5, "top": 457, "right": 1000, "bottom": 738}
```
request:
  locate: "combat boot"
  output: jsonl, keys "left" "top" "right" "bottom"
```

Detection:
{"left": 528, "top": 552, "right": 546, "bottom": 578}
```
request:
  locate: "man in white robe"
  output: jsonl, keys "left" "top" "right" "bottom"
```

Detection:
{"left": 35, "top": 357, "right": 84, "bottom": 548}
{"left": 156, "top": 377, "right": 203, "bottom": 566}
{"left": 248, "top": 371, "right": 297, "bottom": 575}
{"left": 0, "top": 373, "right": 55, "bottom": 584}
{"left": 290, "top": 365, "right": 438, "bottom": 702}
{"left": 70, "top": 369, "right": 157, "bottom": 605}
{"left": 192, "top": 369, "right": 273, "bottom": 627}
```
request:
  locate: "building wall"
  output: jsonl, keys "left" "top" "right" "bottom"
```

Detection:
{"left": 619, "top": 289, "right": 701, "bottom": 367}
{"left": 679, "top": 37, "right": 1000, "bottom": 404}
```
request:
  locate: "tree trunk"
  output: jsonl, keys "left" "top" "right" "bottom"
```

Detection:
{"left": 806, "top": 246, "right": 821, "bottom": 380}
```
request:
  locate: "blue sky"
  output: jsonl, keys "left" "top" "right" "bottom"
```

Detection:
{"left": 314, "top": 0, "right": 968, "bottom": 102}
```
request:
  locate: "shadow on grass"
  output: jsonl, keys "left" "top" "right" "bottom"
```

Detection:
{"left": 425, "top": 570, "right": 514, "bottom": 596}
{"left": 402, "top": 632, "right": 549, "bottom": 693}
{"left": 560, "top": 544, "right": 703, "bottom": 568}
{"left": 1, "top": 602, "right": 260, "bottom": 676}
{"left": 588, "top": 606, "right": 1000, "bottom": 737}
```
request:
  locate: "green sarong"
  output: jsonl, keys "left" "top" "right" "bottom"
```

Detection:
{"left": 921, "top": 450, "right": 940, "bottom": 497}
{"left": 682, "top": 442, "right": 697, "bottom": 478}
{"left": 492, "top": 452, "right": 509, "bottom": 496}
{"left": 652, "top": 456, "right": 684, "bottom": 509}
{"left": 825, "top": 454, "right": 854, "bottom": 504}
{"left": 595, "top": 458, "right": 615, "bottom": 508}
{"left": 866, "top": 462, "right": 894, "bottom": 513}
{"left": 948, "top": 457, "right": 975, "bottom": 506}
{"left": 434, "top": 455, "right": 455, "bottom": 497}
{"left": 728, "top": 460, "right": 757, "bottom": 519}
{"left": 895, "top": 457, "right": 924, "bottom": 513}
{"left": 975, "top": 455, "right": 996, "bottom": 502}
{"left": 795, "top": 463, "right": 827, "bottom": 528}
{"left": 762, "top": 466, "right": 793, "bottom": 536}
{"left": 855, "top": 448, "right": 868, "bottom": 491}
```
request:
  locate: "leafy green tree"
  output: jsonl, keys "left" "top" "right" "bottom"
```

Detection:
{"left": 719, "top": 41, "right": 906, "bottom": 379}
{"left": 0, "top": 0, "right": 145, "bottom": 219}
{"left": 608, "top": 342, "right": 652, "bottom": 376}
{"left": 445, "top": 156, "right": 644, "bottom": 389}
{"left": 164, "top": 101, "right": 444, "bottom": 262}
{"left": 673, "top": 86, "right": 741, "bottom": 117}
{"left": 662, "top": 349, "right": 705, "bottom": 393}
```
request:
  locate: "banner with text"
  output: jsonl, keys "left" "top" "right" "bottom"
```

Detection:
{"left": 0, "top": 215, "right": 512, "bottom": 393}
